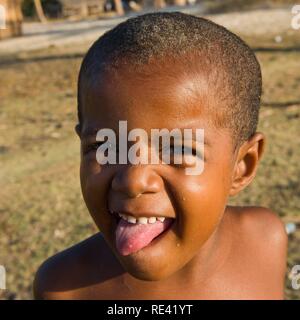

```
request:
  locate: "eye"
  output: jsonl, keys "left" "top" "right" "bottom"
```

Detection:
{"left": 158, "top": 143, "right": 201, "bottom": 166}
{"left": 172, "top": 145, "right": 199, "bottom": 165}
{"left": 182, "top": 146, "right": 199, "bottom": 157}
{"left": 89, "top": 141, "right": 104, "bottom": 152}
{"left": 95, "top": 141, "right": 119, "bottom": 154}
{"left": 181, "top": 148, "right": 198, "bottom": 166}
{"left": 83, "top": 141, "right": 117, "bottom": 155}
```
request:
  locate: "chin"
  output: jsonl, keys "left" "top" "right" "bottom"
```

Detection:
{"left": 126, "top": 266, "right": 173, "bottom": 282}
{"left": 118, "top": 253, "right": 177, "bottom": 281}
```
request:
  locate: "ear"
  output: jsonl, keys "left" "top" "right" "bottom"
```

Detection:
{"left": 229, "top": 132, "right": 265, "bottom": 196}
{"left": 75, "top": 123, "right": 81, "bottom": 138}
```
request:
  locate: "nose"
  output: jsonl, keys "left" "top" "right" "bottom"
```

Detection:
{"left": 111, "top": 165, "right": 162, "bottom": 198}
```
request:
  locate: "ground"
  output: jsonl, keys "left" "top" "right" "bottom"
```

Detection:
{"left": 0, "top": 7, "right": 299, "bottom": 299}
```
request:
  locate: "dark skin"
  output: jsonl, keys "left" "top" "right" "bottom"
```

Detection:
{"left": 33, "top": 62, "right": 287, "bottom": 300}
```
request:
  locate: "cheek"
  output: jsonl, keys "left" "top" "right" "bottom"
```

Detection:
{"left": 171, "top": 165, "right": 231, "bottom": 248}
{"left": 80, "top": 159, "right": 114, "bottom": 236}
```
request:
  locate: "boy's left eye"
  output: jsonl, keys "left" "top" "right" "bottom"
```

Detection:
{"left": 160, "top": 144, "right": 203, "bottom": 166}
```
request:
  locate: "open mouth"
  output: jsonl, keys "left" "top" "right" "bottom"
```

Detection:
{"left": 109, "top": 211, "right": 175, "bottom": 256}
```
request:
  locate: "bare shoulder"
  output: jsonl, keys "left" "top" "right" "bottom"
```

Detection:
{"left": 226, "top": 206, "right": 288, "bottom": 299}
{"left": 232, "top": 206, "right": 288, "bottom": 248}
{"left": 33, "top": 233, "right": 121, "bottom": 299}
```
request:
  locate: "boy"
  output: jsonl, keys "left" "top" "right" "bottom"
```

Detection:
{"left": 33, "top": 12, "right": 287, "bottom": 299}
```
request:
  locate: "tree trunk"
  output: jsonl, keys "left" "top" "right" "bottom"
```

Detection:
{"left": 174, "top": 0, "right": 186, "bottom": 6}
{"left": 154, "top": 0, "right": 166, "bottom": 9}
{"left": 34, "top": 0, "right": 47, "bottom": 23}
{"left": 80, "top": 1, "right": 89, "bottom": 17}
{"left": 113, "top": 0, "right": 124, "bottom": 16}
{"left": 0, "top": 0, "right": 23, "bottom": 39}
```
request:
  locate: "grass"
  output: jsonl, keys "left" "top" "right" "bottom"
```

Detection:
{"left": 0, "top": 20, "right": 300, "bottom": 300}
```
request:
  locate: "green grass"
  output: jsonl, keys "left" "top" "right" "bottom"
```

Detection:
{"left": 0, "top": 28, "right": 300, "bottom": 300}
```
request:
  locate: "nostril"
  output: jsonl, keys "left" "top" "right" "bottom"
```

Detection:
{"left": 111, "top": 165, "right": 162, "bottom": 198}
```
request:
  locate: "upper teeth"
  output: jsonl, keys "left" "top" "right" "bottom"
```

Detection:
{"left": 115, "top": 212, "right": 166, "bottom": 224}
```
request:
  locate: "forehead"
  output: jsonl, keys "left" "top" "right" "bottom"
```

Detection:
{"left": 81, "top": 62, "right": 221, "bottom": 133}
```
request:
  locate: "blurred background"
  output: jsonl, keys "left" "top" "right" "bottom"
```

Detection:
{"left": 0, "top": 0, "right": 299, "bottom": 299}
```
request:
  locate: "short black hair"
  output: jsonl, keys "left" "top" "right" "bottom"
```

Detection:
{"left": 78, "top": 12, "right": 262, "bottom": 146}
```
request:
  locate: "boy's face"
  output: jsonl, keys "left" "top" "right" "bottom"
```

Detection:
{"left": 79, "top": 63, "right": 237, "bottom": 280}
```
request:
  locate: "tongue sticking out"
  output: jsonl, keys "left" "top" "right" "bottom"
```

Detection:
{"left": 116, "top": 218, "right": 173, "bottom": 256}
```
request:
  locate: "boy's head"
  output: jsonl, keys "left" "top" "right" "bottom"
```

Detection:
{"left": 76, "top": 12, "right": 265, "bottom": 280}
